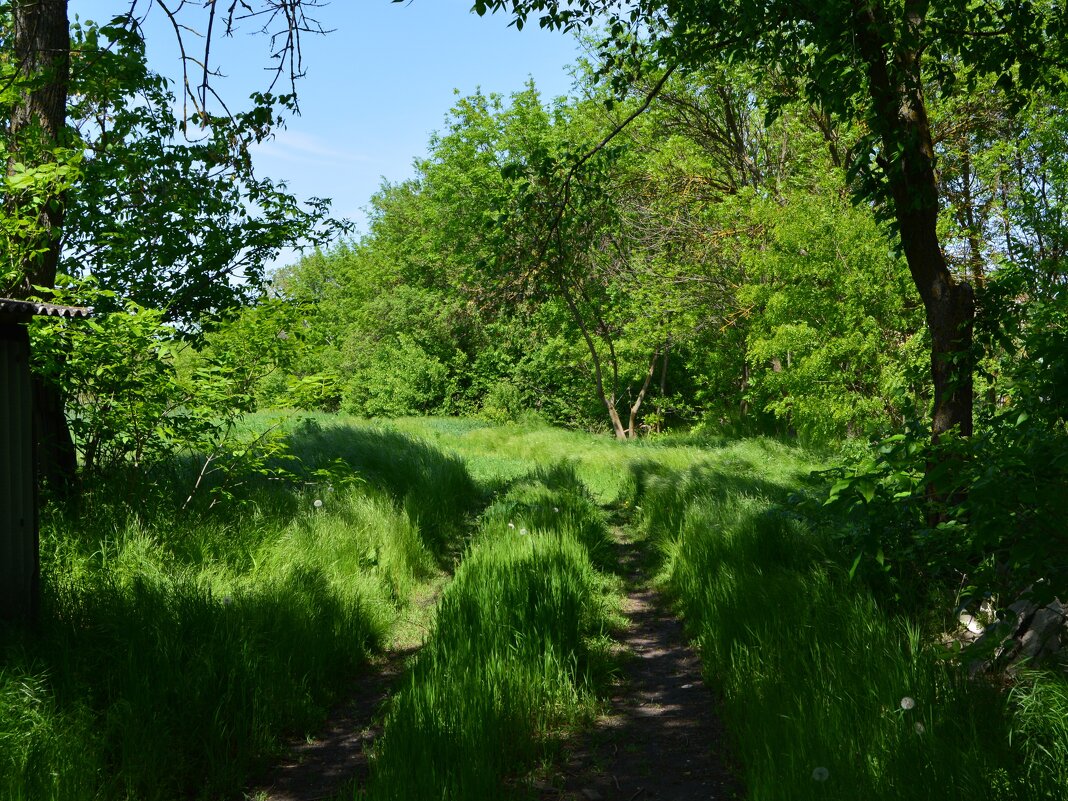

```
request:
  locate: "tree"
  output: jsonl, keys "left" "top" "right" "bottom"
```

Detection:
{"left": 468, "top": 0, "right": 1068, "bottom": 444}
{"left": 420, "top": 86, "right": 680, "bottom": 439}
{"left": 2, "top": 1, "right": 331, "bottom": 488}
{"left": 5, "top": 0, "right": 327, "bottom": 298}
{"left": 3, "top": 0, "right": 79, "bottom": 490}
{"left": 2, "top": 0, "right": 71, "bottom": 296}
{"left": 62, "top": 15, "right": 343, "bottom": 327}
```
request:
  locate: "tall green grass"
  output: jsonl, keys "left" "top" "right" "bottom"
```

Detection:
{"left": 361, "top": 466, "right": 622, "bottom": 800}
{"left": 11, "top": 417, "right": 1064, "bottom": 800}
{"left": 381, "top": 415, "right": 645, "bottom": 502}
{"left": 268, "top": 415, "right": 482, "bottom": 554}
{"left": 632, "top": 441, "right": 1068, "bottom": 800}
{"left": 1, "top": 424, "right": 479, "bottom": 801}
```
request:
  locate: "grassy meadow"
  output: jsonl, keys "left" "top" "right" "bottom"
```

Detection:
{"left": 1, "top": 414, "right": 1066, "bottom": 800}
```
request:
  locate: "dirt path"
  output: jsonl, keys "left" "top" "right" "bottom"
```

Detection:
{"left": 245, "top": 646, "right": 413, "bottom": 801}
{"left": 245, "top": 528, "right": 739, "bottom": 801}
{"left": 540, "top": 528, "right": 741, "bottom": 801}
{"left": 244, "top": 578, "right": 445, "bottom": 801}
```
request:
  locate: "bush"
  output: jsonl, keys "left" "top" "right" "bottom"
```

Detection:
{"left": 341, "top": 335, "right": 449, "bottom": 417}
{"left": 480, "top": 380, "right": 524, "bottom": 423}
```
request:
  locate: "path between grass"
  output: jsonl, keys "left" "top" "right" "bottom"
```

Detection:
{"left": 537, "top": 525, "right": 741, "bottom": 801}
{"left": 244, "top": 577, "right": 447, "bottom": 801}
{"left": 245, "top": 518, "right": 741, "bottom": 801}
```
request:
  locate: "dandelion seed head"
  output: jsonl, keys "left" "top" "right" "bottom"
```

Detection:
{"left": 222, "top": 596, "right": 233, "bottom": 607}
{"left": 914, "top": 721, "right": 926, "bottom": 734}
{"left": 520, "top": 528, "right": 528, "bottom": 535}
{"left": 313, "top": 499, "right": 324, "bottom": 509}
{"left": 900, "top": 696, "right": 916, "bottom": 711}
{"left": 508, "top": 522, "right": 515, "bottom": 529}
{"left": 811, "top": 767, "right": 829, "bottom": 782}
{"left": 553, "top": 507, "right": 560, "bottom": 513}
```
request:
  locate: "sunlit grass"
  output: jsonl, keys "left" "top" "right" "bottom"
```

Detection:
{"left": 359, "top": 467, "right": 623, "bottom": 800}
{"left": 633, "top": 446, "right": 1067, "bottom": 801}
{"left": 270, "top": 410, "right": 769, "bottom": 504}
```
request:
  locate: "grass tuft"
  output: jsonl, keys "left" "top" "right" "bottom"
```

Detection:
{"left": 361, "top": 468, "right": 622, "bottom": 800}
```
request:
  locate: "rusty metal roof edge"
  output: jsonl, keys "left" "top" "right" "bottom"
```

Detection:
{"left": 0, "top": 298, "right": 93, "bottom": 318}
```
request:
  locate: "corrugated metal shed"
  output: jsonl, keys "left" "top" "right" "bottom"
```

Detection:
{"left": 1, "top": 297, "right": 91, "bottom": 622}
{"left": 0, "top": 298, "right": 92, "bottom": 321}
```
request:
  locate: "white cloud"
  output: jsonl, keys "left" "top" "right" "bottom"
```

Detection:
{"left": 252, "top": 129, "right": 373, "bottom": 167}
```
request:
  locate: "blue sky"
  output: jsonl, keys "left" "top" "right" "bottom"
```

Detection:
{"left": 71, "top": 1, "right": 584, "bottom": 246}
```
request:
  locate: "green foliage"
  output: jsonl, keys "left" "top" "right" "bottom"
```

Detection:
{"left": 740, "top": 189, "right": 926, "bottom": 439}
{"left": 59, "top": 15, "right": 346, "bottom": 324}
{"left": 29, "top": 282, "right": 333, "bottom": 512}
{"left": 32, "top": 291, "right": 193, "bottom": 474}
{"left": 819, "top": 263, "right": 1068, "bottom": 611}
{"left": 265, "top": 68, "right": 951, "bottom": 440}
{"left": 0, "top": 143, "right": 82, "bottom": 292}
{"left": 480, "top": 379, "right": 524, "bottom": 423}
{"left": 363, "top": 467, "right": 620, "bottom": 800}
{"left": 821, "top": 413, "right": 1068, "bottom": 614}
{"left": 341, "top": 334, "right": 450, "bottom": 418}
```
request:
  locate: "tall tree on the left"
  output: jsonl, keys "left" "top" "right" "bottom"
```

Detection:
{"left": 5, "top": 0, "right": 77, "bottom": 492}
{"left": 6, "top": 0, "right": 69, "bottom": 298}
{"left": 3, "top": 1, "right": 329, "bottom": 492}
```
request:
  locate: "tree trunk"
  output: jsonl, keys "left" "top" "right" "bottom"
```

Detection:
{"left": 626, "top": 349, "right": 660, "bottom": 437}
{"left": 855, "top": 0, "right": 974, "bottom": 442}
{"left": 553, "top": 274, "right": 631, "bottom": 440}
{"left": 8, "top": 0, "right": 70, "bottom": 294}
{"left": 606, "top": 400, "right": 629, "bottom": 441}
{"left": 8, "top": 0, "right": 77, "bottom": 494}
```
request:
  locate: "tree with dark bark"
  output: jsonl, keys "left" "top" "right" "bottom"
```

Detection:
{"left": 5, "top": 0, "right": 70, "bottom": 297}
{"left": 4, "top": 0, "right": 78, "bottom": 491}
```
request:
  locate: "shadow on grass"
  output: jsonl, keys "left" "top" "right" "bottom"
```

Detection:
{"left": 4, "top": 420, "right": 490, "bottom": 801}
{"left": 1, "top": 565, "right": 386, "bottom": 801}
{"left": 287, "top": 422, "right": 482, "bottom": 558}
{"left": 626, "top": 456, "right": 817, "bottom": 552}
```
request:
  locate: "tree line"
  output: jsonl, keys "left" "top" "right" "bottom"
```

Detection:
{"left": 3, "top": 0, "right": 1067, "bottom": 610}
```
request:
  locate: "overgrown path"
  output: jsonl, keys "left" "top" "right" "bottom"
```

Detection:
{"left": 245, "top": 577, "right": 446, "bottom": 801}
{"left": 543, "top": 525, "right": 740, "bottom": 801}
{"left": 245, "top": 510, "right": 740, "bottom": 801}
{"left": 247, "top": 646, "right": 412, "bottom": 801}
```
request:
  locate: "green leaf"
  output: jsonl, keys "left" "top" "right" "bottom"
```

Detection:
{"left": 848, "top": 552, "right": 863, "bottom": 579}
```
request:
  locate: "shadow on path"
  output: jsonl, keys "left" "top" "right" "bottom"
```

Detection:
{"left": 245, "top": 643, "right": 418, "bottom": 801}
{"left": 541, "top": 530, "right": 742, "bottom": 801}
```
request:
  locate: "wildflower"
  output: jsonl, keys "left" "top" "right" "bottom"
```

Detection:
{"left": 914, "top": 722, "right": 926, "bottom": 734}
{"left": 313, "top": 499, "right": 324, "bottom": 509}
{"left": 900, "top": 696, "right": 916, "bottom": 711}
{"left": 811, "top": 767, "right": 829, "bottom": 782}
